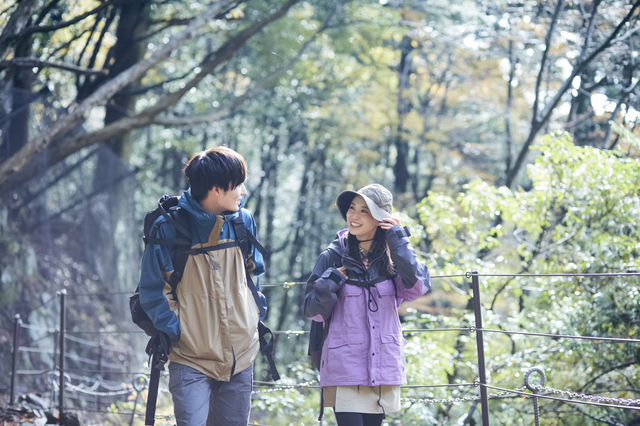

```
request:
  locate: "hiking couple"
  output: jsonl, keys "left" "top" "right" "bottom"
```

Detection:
{"left": 138, "top": 146, "right": 430, "bottom": 426}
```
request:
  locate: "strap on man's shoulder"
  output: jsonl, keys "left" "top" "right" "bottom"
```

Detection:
{"left": 231, "top": 209, "right": 267, "bottom": 260}
{"left": 231, "top": 209, "right": 268, "bottom": 318}
{"left": 166, "top": 207, "right": 191, "bottom": 291}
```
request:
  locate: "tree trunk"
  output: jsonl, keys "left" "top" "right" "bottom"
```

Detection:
{"left": 276, "top": 131, "right": 312, "bottom": 334}
{"left": 568, "top": 67, "right": 595, "bottom": 146}
{"left": 88, "top": 0, "right": 151, "bottom": 320}
{"left": 504, "top": 37, "right": 516, "bottom": 181}
{"left": 1, "top": 34, "right": 34, "bottom": 163}
{"left": 103, "top": 0, "right": 150, "bottom": 162}
{"left": 394, "top": 36, "right": 413, "bottom": 194}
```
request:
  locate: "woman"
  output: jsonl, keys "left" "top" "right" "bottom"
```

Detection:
{"left": 304, "top": 184, "right": 430, "bottom": 426}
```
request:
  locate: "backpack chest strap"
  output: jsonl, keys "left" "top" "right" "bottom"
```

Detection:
{"left": 186, "top": 241, "right": 239, "bottom": 255}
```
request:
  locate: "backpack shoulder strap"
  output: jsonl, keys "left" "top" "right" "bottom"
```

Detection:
{"left": 231, "top": 210, "right": 266, "bottom": 318}
{"left": 144, "top": 196, "right": 191, "bottom": 247}
{"left": 159, "top": 199, "right": 190, "bottom": 238}
{"left": 232, "top": 210, "right": 267, "bottom": 258}
{"left": 231, "top": 211, "right": 279, "bottom": 381}
{"left": 166, "top": 207, "right": 191, "bottom": 290}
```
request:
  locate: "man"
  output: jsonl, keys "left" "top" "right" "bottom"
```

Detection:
{"left": 138, "top": 146, "right": 266, "bottom": 425}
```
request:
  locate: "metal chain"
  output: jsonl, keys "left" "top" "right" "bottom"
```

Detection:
{"left": 252, "top": 380, "right": 317, "bottom": 394}
{"left": 402, "top": 387, "right": 528, "bottom": 405}
{"left": 531, "top": 385, "right": 640, "bottom": 406}
{"left": 65, "top": 382, "right": 134, "bottom": 397}
{"left": 524, "top": 367, "right": 544, "bottom": 426}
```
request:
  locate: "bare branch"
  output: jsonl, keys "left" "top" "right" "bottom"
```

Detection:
{"left": 0, "top": 0, "right": 239, "bottom": 186}
{"left": 532, "top": 0, "right": 565, "bottom": 123}
{"left": 34, "top": 0, "right": 62, "bottom": 27}
{"left": 21, "top": 0, "right": 114, "bottom": 36}
{"left": 0, "top": 0, "right": 38, "bottom": 58}
{"left": 135, "top": 1, "right": 244, "bottom": 43}
{"left": 539, "top": 0, "right": 640, "bottom": 122}
{"left": 153, "top": 0, "right": 340, "bottom": 127}
{"left": 576, "top": 0, "right": 602, "bottom": 64}
{"left": 73, "top": 10, "right": 103, "bottom": 76}
{"left": 505, "top": 34, "right": 516, "bottom": 178}
{"left": 602, "top": 77, "right": 640, "bottom": 148}
{"left": 579, "top": 360, "right": 637, "bottom": 392}
{"left": 0, "top": 2, "right": 18, "bottom": 17}
{"left": 143, "top": 0, "right": 244, "bottom": 38}
{"left": 117, "top": 67, "right": 198, "bottom": 96}
{"left": 148, "top": 17, "right": 194, "bottom": 26}
{"left": 138, "top": 0, "right": 302, "bottom": 121}
{"left": 0, "top": 0, "right": 304, "bottom": 192}
{"left": 611, "top": 23, "right": 640, "bottom": 44}
{"left": 506, "top": 0, "right": 640, "bottom": 188}
{"left": 0, "top": 56, "right": 109, "bottom": 75}
{"left": 86, "top": 7, "right": 117, "bottom": 71}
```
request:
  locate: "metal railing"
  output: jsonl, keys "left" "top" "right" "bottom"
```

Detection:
{"left": 7, "top": 270, "right": 640, "bottom": 425}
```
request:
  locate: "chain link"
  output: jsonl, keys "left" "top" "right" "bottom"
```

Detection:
{"left": 61, "top": 376, "right": 640, "bottom": 409}
{"left": 252, "top": 380, "right": 317, "bottom": 394}
{"left": 402, "top": 387, "right": 528, "bottom": 405}
{"left": 531, "top": 385, "right": 640, "bottom": 406}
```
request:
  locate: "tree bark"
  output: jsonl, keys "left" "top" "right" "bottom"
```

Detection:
{"left": 504, "top": 37, "right": 516, "bottom": 180}
{"left": 394, "top": 36, "right": 413, "bottom": 194}
{"left": 0, "top": 0, "right": 38, "bottom": 58}
{"left": 0, "top": 57, "right": 108, "bottom": 75}
{"left": 1, "top": 34, "right": 35, "bottom": 164}
{"left": 0, "top": 0, "right": 239, "bottom": 188}
{"left": 88, "top": 0, "right": 151, "bottom": 320}
{"left": 103, "top": 0, "right": 150, "bottom": 161}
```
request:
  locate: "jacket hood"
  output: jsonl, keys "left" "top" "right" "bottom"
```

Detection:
{"left": 328, "top": 229, "right": 364, "bottom": 272}
{"left": 327, "top": 229, "right": 349, "bottom": 255}
{"left": 332, "top": 229, "right": 391, "bottom": 274}
{"left": 178, "top": 189, "right": 244, "bottom": 244}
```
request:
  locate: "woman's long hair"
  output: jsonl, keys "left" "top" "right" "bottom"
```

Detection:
{"left": 348, "top": 227, "right": 396, "bottom": 278}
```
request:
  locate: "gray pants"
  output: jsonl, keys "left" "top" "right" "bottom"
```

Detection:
{"left": 168, "top": 362, "right": 253, "bottom": 426}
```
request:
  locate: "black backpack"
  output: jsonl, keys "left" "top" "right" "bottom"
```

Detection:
{"left": 130, "top": 196, "right": 191, "bottom": 339}
{"left": 130, "top": 195, "right": 280, "bottom": 424}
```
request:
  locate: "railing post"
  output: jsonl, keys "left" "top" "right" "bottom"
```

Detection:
{"left": 50, "top": 328, "right": 59, "bottom": 408}
{"left": 97, "top": 340, "right": 103, "bottom": 410}
{"left": 471, "top": 268, "right": 490, "bottom": 426}
{"left": 10, "top": 314, "right": 21, "bottom": 406}
{"left": 58, "top": 289, "right": 67, "bottom": 417}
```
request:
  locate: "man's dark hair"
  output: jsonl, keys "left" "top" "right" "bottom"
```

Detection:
{"left": 183, "top": 146, "right": 247, "bottom": 202}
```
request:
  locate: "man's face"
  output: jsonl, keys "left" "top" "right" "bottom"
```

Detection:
{"left": 218, "top": 182, "right": 247, "bottom": 213}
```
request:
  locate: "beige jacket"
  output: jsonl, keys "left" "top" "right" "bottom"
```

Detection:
{"left": 164, "top": 214, "right": 261, "bottom": 380}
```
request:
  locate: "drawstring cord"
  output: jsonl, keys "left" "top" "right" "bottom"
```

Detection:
{"left": 377, "top": 385, "right": 386, "bottom": 418}
{"left": 361, "top": 268, "right": 379, "bottom": 313}
{"left": 367, "top": 288, "right": 379, "bottom": 312}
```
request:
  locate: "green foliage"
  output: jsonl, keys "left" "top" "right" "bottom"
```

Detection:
{"left": 408, "top": 132, "right": 640, "bottom": 424}
{"left": 2, "top": 0, "right": 640, "bottom": 423}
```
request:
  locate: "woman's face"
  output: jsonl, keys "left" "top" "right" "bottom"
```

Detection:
{"left": 346, "top": 195, "right": 379, "bottom": 241}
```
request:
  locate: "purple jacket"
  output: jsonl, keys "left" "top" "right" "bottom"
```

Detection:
{"left": 304, "top": 226, "right": 430, "bottom": 387}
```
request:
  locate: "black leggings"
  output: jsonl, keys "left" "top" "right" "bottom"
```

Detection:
{"left": 334, "top": 412, "right": 385, "bottom": 426}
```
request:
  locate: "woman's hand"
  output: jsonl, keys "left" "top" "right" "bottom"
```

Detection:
{"left": 378, "top": 217, "right": 401, "bottom": 230}
{"left": 337, "top": 266, "right": 348, "bottom": 277}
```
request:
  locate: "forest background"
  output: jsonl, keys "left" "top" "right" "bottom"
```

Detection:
{"left": 1, "top": 0, "right": 639, "bottom": 425}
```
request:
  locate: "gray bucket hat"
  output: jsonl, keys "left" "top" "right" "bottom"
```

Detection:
{"left": 336, "top": 184, "right": 393, "bottom": 222}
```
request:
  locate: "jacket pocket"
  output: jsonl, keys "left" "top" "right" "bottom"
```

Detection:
{"left": 325, "top": 332, "right": 366, "bottom": 381}
{"left": 328, "top": 332, "right": 364, "bottom": 348}
{"left": 342, "top": 283, "right": 365, "bottom": 296}
{"left": 340, "top": 284, "right": 366, "bottom": 317}
{"left": 374, "top": 280, "right": 397, "bottom": 312}
{"left": 380, "top": 334, "right": 406, "bottom": 381}
{"left": 376, "top": 280, "right": 396, "bottom": 297}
